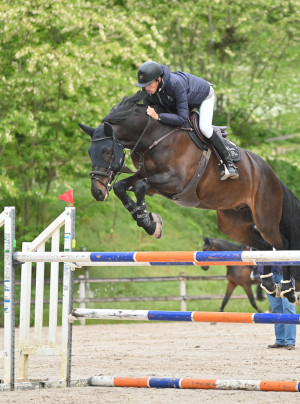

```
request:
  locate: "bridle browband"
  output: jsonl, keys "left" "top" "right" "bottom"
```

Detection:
{"left": 89, "top": 116, "right": 192, "bottom": 194}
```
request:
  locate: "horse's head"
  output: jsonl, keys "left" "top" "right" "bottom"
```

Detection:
{"left": 202, "top": 236, "right": 217, "bottom": 251}
{"left": 201, "top": 236, "right": 213, "bottom": 271}
{"left": 79, "top": 122, "right": 125, "bottom": 201}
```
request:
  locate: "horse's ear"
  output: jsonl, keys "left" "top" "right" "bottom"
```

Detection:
{"left": 103, "top": 122, "right": 114, "bottom": 138}
{"left": 78, "top": 123, "right": 95, "bottom": 137}
{"left": 203, "top": 236, "right": 209, "bottom": 244}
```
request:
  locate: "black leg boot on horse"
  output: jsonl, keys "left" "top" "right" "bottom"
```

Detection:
{"left": 260, "top": 266, "right": 278, "bottom": 297}
{"left": 113, "top": 177, "right": 163, "bottom": 237}
{"left": 209, "top": 130, "right": 239, "bottom": 180}
{"left": 280, "top": 266, "right": 297, "bottom": 303}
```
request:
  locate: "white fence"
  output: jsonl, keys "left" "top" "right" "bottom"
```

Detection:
{"left": 18, "top": 207, "right": 75, "bottom": 386}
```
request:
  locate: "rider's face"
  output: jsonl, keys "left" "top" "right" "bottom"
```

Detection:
{"left": 145, "top": 77, "right": 161, "bottom": 94}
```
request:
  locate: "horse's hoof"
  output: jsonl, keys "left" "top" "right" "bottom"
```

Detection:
{"left": 294, "top": 292, "right": 300, "bottom": 306}
{"left": 152, "top": 222, "right": 163, "bottom": 239}
{"left": 149, "top": 212, "right": 163, "bottom": 226}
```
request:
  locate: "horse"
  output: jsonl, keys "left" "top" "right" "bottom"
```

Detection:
{"left": 201, "top": 237, "right": 264, "bottom": 313}
{"left": 79, "top": 90, "right": 300, "bottom": 305}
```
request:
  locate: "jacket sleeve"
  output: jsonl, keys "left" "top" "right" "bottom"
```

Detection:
{"left": 158, "top": 81, "right": 190, "bottom": 126}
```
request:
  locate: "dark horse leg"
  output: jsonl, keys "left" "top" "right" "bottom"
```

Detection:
{"left": 113, "top": 175, "right": 163, "bottom": 238}
{"left": 219, "top": 281, "right": 237, "bottom": 312}
{"left": 124, "top": 170, "right": 183, "bottom": 239}
{"left": 242, "top": 283, "right": 262, "bottom": 313}
{"left": 217, "top": 209, "right": 278, "bottom": 297}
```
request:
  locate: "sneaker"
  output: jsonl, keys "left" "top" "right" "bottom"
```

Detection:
{"left": 267, "top": 343, "right": 285, "bottom": 349}
{"left": 285, "top": 344, "right": 295, "bottom": 350}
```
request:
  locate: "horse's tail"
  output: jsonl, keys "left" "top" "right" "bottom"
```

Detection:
{"left": 280, "top": 181, "right": 300, "bottom": 281}
{"left": 256, "top": 285, "right": 265, "bottom": 301}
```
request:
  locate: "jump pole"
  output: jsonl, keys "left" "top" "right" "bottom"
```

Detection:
{"left": 13, "top": 250, "right": 300, "bottom": 266}
{"left": 88, "top": 376, "right": 300, "bottom": 392}
{"left": 69, "top": 309, "right": 300, "bottom": 324}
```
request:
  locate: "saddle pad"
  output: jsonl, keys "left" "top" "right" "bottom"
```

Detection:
{"left": 223, "top": 139, "right": 241, "bottom": 162}
{"left": 188, "top": 129, "right": 205, "bottom": 151}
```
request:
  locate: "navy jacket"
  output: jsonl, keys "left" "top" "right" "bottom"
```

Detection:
{"left": 143, "top": 65, "right": 210, "bottom": 126}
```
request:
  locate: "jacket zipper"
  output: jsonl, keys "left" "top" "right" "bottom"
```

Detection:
{"left": 157, "top": 92, "right": 167, "bottom": 108}
{"left": 157, "top": 92, "right": 171, "bottom": 113}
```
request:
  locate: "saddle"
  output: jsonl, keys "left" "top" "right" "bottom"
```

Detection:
{"left": 190, "top": 111, "right": 241, "bottom": 162}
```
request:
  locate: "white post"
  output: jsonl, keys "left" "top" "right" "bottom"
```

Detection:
{"left": 84, "top": 267, "right": 94, "bottom": 298}
{"left": 34, "top": 243, "right": 45, "bottom": 347}
{"left": 61, "top": 207, "right": 75, "bottom": 385}
{"left": 18, "top": 242, "right": 32, "bottom": 381}
{"left": 78, "top": 275, "right": 86, "bottom": 326}
{"left": 180, "top": 273, "right": 187, "bottom": 312}
{"left": 3, "top": 207, "right": 15, "bottom": 390}
{"left": 49, "top": 228, "right": 60, "bottom": 347}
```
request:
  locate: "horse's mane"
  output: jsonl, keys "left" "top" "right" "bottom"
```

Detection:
{"left": 102, "top": 90, "right": 148, "bottom": 124}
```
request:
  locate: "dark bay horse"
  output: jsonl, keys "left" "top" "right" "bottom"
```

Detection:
{"left": 80, "top": 91, "right": 300, "bottom": 304}
{"left": 202, "top": 237, "right": 264, "bottom": 312}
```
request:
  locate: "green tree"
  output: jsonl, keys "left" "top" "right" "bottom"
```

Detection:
{"left": 0, "top": 0, "right": 164, "bottom": 230}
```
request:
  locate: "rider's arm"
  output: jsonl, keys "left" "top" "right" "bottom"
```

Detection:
{"left": 158, "top": 81, "right": 190, "bottom": 126}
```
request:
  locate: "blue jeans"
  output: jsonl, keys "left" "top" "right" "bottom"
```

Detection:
{"left": 267, "top": 272, "right": 297, "bottom": 346}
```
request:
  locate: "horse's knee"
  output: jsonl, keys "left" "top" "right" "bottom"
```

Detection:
{"left": 135, "top": 178, "right": 148, "bottom": 198}
{"left": 113, "top": 180, "right": 126, "bottom": 198}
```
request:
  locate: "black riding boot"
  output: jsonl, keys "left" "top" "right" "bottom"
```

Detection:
{"left": 209, "top": 130, "right": 239, "bottom": 180}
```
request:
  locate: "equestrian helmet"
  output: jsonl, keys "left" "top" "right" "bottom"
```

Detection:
{"left": 136, "top": 61, "right": 163, "bottom": 87}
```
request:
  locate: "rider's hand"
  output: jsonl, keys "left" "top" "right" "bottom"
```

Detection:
{"left": 147, "top": 106, "right": 159, "bottom": 120}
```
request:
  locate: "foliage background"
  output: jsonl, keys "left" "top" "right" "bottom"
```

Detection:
{"left": 0, "top": 0, "right": 300, "bottom": 323}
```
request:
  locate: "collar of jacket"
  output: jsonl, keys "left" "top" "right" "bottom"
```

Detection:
{"left": 158, "top": 78, "right": 165, "bottom": 93}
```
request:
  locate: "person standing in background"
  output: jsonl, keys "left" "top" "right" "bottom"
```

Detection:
{"left": 257, "top": 264, "right": 297, "bottom": 350}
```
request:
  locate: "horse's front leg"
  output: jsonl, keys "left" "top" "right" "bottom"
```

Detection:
{"left": 113, "top": 175, "right": 141, "bottom": 221}
{"left": 134, "top": 177, "right": 163, "bottom": 238}
{"left": 113, "top": 175, "right": 162, "bottom": 238}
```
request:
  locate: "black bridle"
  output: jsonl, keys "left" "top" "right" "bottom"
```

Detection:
{"left": 89, "top": 117, "right": 152, "bottom": 194}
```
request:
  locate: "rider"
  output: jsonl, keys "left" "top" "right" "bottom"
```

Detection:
{"left": 136, "top": 61, "right": 239, "bottom": 180}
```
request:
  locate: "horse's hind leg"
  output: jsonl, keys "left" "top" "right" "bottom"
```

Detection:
{"left": 242, "top": 283, "right": 262, "bottom": 313}
{"left": 219, "top": 281, "right": 236, "bottom": 312}
{"left": 251, "top": 193, "right": 299, "bottom": 303}
{"left": 217, "top": 209, "right": 277, "bottom": 296}
{"left": 217, "top": 208, "right": 272, "bottom": 250}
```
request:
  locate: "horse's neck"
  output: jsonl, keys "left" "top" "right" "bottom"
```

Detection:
{"left": 112, "top": 118, "right": 149, "bottom": 150}
{"left": 213, "top": 239, "right": 240, "bottom": 251}
{"left": 113, "top": 117, "right": 167, "bottom": 151}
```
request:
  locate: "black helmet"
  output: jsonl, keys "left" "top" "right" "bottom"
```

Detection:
{"left": 136, "top": 61, "right": 163, "bottom": 87}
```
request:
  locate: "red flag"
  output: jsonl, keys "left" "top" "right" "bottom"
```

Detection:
{"left": 58, "top": 189, "right": 74, "bottom": 206}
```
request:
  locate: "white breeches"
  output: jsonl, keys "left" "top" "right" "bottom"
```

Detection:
{"left": 199, "top": 86, "right": 215, "bottom": 138}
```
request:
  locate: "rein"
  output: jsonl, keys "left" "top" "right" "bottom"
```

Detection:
{"left": 89, "top": 116, "right": 192, "bottom": 192}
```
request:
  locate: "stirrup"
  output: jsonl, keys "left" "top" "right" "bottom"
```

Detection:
{"left": 219, "top": 163, "right": 230, "bottom": 181}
